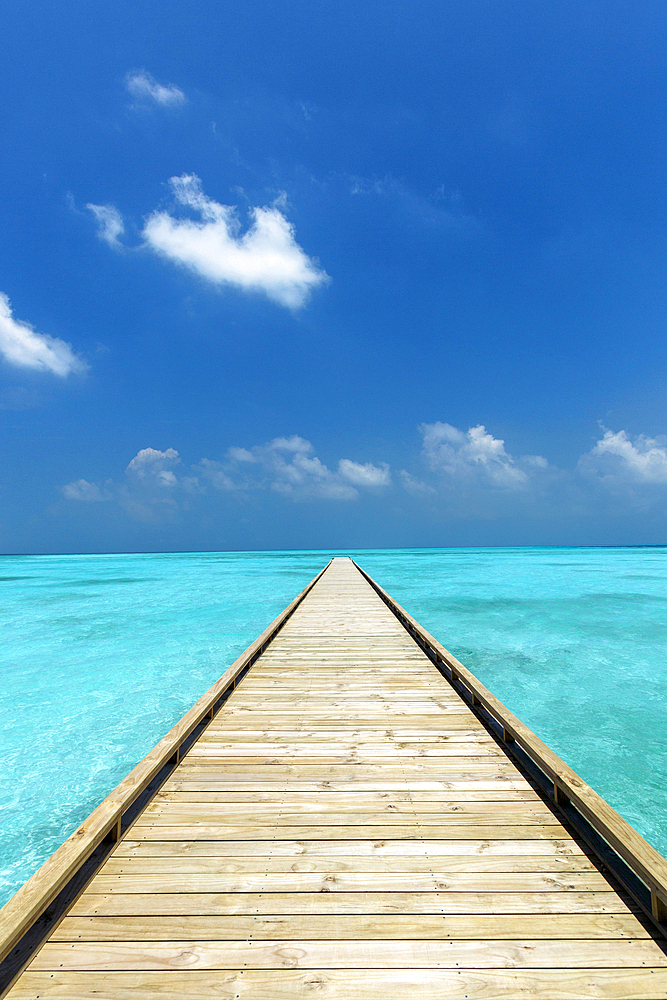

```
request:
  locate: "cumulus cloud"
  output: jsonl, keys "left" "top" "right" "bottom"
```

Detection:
{"left": 0, "top": 293, "right": 84, "bottom": 376}
{"left": 142, "top": 174, "right": 328, "bottom": 308}
{"left": 338, "top": 459, "right": 391, "bottom": 487}
{"left": 197, "top": 436, "right": 391, "bottom": 502}
{"left": 87, "top": 204, "right": 124, "bottom": 248}
{"left": 126, "top": 446, "right": 180, "bottom": 481}
{"left": 63, "top": 447, "right": 203, "bottom": 523}
{"left": 420, "top": 422, "right": 533, "bottom": 488}
{"left": 125, "top": 70, "right": 186, "bottom": 107}
{"left": 228, "top": 436, "right": 358, "bottom": 500}
{"left": 580, "top": 427, "right": 667, "bottom": 485}
{"left": 63, "top": 437, "right": 391, "bottom": 521}
{"left": 61, "top": 479, "right": 105, "bottom": 501}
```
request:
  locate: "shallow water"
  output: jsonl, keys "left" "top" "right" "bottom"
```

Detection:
{"left": 0, "top": 546, "right": 666, "bottom": 906}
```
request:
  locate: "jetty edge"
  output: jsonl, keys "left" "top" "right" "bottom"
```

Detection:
{"left": 352, "top": 558, "right": 667, "bottom": 926}
{"left": 0, "top": 559, "right": 332, "bottom": 988}
{"left": 0, "top": 554, "right": 664, "bottom": 998}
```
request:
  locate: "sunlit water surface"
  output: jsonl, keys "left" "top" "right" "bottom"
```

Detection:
{"left": 1, "top": 547, "right": 666, "bottom": 905}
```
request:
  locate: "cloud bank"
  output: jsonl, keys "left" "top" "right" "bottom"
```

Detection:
{"left": 0, "top": 293, "right": 84, "bottom": 376}
{"left": 63, "top": 437, "right": 391, "bottom": 520}
{"left": 142, "top": 175, "right": 328, "bottom": 308}
{"left": 200, "top": 436, "right": 390, "bottom": 501}
{"left": 61, "top": 423, "right": 667, "bottom": 528}
{"left": 125, "top": 71, "right": 186, "bottom": 107}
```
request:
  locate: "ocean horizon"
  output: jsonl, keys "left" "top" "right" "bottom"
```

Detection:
{"left": 1, "top": 545, "right": 666, "bottom": 907}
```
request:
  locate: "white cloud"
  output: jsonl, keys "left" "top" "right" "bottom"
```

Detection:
{"left": 126, "top": 446, "right": 180, "bottom": 479}
{"left": 580, "top": 427, "right": 667, "bottom": 484}
{"left": 0, "top": 293, "right": 84, "bottom": 377}
{"left": 125, "top": 70, "right": 186, "bottom": 107}
{"left": 227, "top": 446, "right": 256, "bottom": 463}
{"left": 142, "top": 174, "right": 328, "bottom": 308}
{"left": 198, "top": 458, "right": 240, "bottom": 492}
{"left": 268, "top": 435, "right": 313, "bottom": 453}
{"left": 271, "top": 453, "right": 358, "bottom": 501}
{"left": 399, "top": 470, "right": 436, "bottom": 496}
{"left": 198, "top": 436, "right": 391, "bottom": 502}
{"left": 87, "top": 204, "right": 124, "bottom": 248}
{"left": 243, "top": 437, "right": 358, "bottom": 500}
{"left": 338, "top": 459, "right": 391, "bottom": 487}
{"left": 63, "top": 446, "right": 200, "bottom": 523}
{"left": 61, "top": 479, "right": 105, "bottom": 501}
{"left": 421, "top": 421, "right": 532, "bottom": 488}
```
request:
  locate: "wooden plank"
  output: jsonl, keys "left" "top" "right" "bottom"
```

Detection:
{"left": 68, "top": 890, "right": 637, "bottom": 917}
{"left": 51, "top": 912, "right": 652, "bottom": 941}
{"left": 30, "top": 937, "right": 667, "bottom": 970}
{"left": 115, "top": 839, "right": 586, "bottom": 858}
{"left": 85, "top": 872, "right": 614, "bottom": 893}
{"left": 98, "top": 855, "right": 600, "bottom": 876}
{"left": 12, "top": 968, "right": 667, "bottom": 999}
{"left": 141, "top": 801, "right": 557, "bottom": 818}
{"left": 127, "top": 824, "right": 573, "bottom": 841}
{"left": 10, "top": 968, "right": 667, "bottom": 999}
{"left": 157, "top": 789, "right": 543, "bottom": 802}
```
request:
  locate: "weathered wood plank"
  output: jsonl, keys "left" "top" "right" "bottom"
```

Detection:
{"left": 68, "top": 890, "right": 637, "bottom": 917}
{"left": 85, "top": 872, "right": 614, "bottom": 893}
{"left": 10, "top": 969, "right": 667, "bottom": 999}
{"left": 127, "top": 823, "right": 575, "bottom": 841}
{"left": 52, "top": 912, "right": 651, "bottom": 941}
{"left": 115, "top": 839, "right": 585, "bottom": 858}
{"left": 30, "top": 937, "right": 667, "bottom": 970}
{"left": 98, "top": 855, "right": 600, "bottom": 876}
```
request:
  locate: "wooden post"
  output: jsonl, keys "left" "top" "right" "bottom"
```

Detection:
{"left": 502, "top": 726, "right": 515, "bottom": 743}
{"left": 652, "top": 890, "right": 667, "bottom": 923}
{"left": 471, "top": 690, "right": 480, "bottom": 706}
{"left": 169, "top": 747, "right": 180, "bottom": 766}
{"left": 554, "top": 784, "right": 570, "bottom": 807}
{"left": 207, "top": 705, "right": 215, "bottom": 719}
{"left": 107, "top": 817, "right": 121, "bottom": 842}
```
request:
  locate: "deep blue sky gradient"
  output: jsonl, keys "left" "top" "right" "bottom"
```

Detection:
{"left": 2, "top": 0, "right": 667, "bottom": 551}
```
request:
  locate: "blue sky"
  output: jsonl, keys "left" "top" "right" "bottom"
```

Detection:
{"left": 2, "top": 0, "right": 667, "bottom": 552}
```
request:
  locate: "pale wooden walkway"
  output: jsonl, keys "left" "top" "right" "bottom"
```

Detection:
{"left": 8, "top": 557, "right": 667, "bottom": 998}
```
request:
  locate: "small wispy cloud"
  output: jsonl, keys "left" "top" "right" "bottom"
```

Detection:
{"left": 125, "top": 70, "right": 186, "bottom": 108}
{"left": 399, "top": 470, "right": 435, "bottom": 496}
{"left": 86, "top": 204, "right": 125, "bottom": 248}
{"left": 62, "top": 479, "right": 105, "bottom": 501}
{"left": 142, "top": 174, "right": 329, "bottom": 308}
{"left": 338, "top": 459, "right": 391, "bottom": 487}
{"left": 0, "top": 293, "right": 84, "bottom": 377}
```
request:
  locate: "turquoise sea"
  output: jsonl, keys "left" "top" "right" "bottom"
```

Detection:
{"left": 1, "top": 547, "right": 666, "bottom": 907}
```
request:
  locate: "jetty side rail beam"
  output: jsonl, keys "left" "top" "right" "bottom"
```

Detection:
{"left": 0, "top": 560, "right": 332, "bottom": 965}
{"left": 352, "top": 559, "right": 667, "bottom": 925}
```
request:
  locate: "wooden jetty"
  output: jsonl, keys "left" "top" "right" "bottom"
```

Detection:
{"left": 2, "top": 555, "right": 667, "bottom": 998}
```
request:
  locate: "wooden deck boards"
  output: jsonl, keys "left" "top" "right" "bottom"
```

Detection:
{"left": 7, "top": 556, "right": 667, "bottom": 999}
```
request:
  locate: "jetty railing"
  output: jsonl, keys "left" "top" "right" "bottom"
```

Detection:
{"left": 0, "top": 560, "right": 331, "bottom": 972}
{"left": 353, "top": 559, "right": 667, "bottom": 930}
